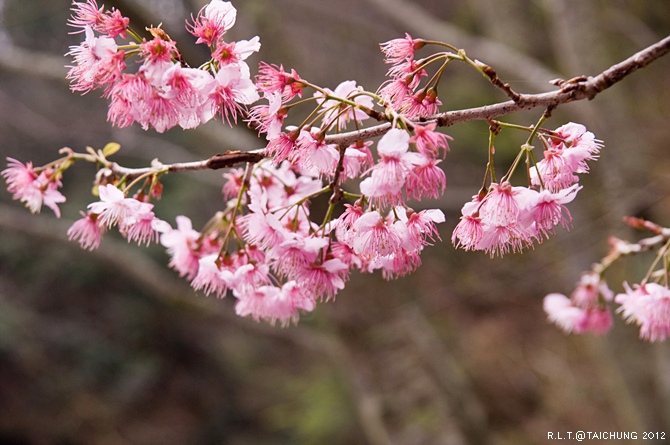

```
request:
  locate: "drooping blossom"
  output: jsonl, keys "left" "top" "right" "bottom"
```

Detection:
{"left": 202, "top": 62, "right": 260, "bottom": 125}
{"left": 160, "top": 215, "right": 203, "bottom": 280}
{"left": 2, "top": 158, "right": 66, "bottom": 217}
{"left": 88, "top": 184, "right": 152, "bottom": 228}
{"left": 293, "top": 129, "right": 339, "bottom": 176}
{"left": 452, "top": 198, "right": 484, "bottom": 251}
{"left": 233, "top": 281, "right": 316, "bottom": 326}
{"left": 247, "top": 91, "right": 286, "bottom": 140}
{"left": 452, "top": 182, "right": 581, "bottom": 256}
{"left": 67, "top": 212, "right": 105, "bottom": 250}
{"left": 271, "top": 235, "right": 329, "bottom": 278}
{"left": 295, "top": 258, "right": 350, "bottom": 301}
{"left": 380, "top": 33, "right": 425, "bottom": 65}
{"left": 360, "top": 128, "right": 421, "bottom": 205}
{"left": 531, "top": 123, "right": 602, "bottom": 191}
{"left": 68, "top": 0, "right": 129, "bottom": 38}
{"left": 543, "top": 293, "right": 612, "bottom": 335}
{"left": 410, "top": 122, "right": 451, "bottom": 158}
{"left": 255, "top": 62, "right": 303, "bottom": 100}
{"left": 350, "top": 210, "right": 403, "bottom": 257}
{"left": 399, "top": 207, "right": 445, "bottom": 250}
{"left": 122, "top": 208, "right": 171, "bottom": 246}
{"left": 190, "top": 254, "right": 235, "bottom": 298}
{"left": 616, "top": 282, "right": 670, "bottom": 342}
{"left": 405, "top": 154, "right": 445, "bottom": 201}
{"left": 66, "top": 26, "right": 126, "bottom": 95}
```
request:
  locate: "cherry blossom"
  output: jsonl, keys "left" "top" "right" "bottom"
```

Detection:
{"left": 616, "top": 282, "right": 670, "bottom": 342}
{"left": 67, "top": 212, "right": 105, "bottom": 250}
{"left": 2, "top": 158, "right": 66, "bottom": 217}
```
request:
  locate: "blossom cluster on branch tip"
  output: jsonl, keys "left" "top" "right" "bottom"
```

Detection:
{"left": 543, "top": 225, "right": 670, "bottom": 342}
{"left": 452, "top": 122, "right": 600, "bottom": 257}
{"left": 4, "top": 0, "right": 669, "bottom": 334}
{"left": 66, "top": 0, "right": 259, "bottom": 132}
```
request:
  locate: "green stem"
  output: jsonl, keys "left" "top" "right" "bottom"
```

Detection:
{"left": 126, "top": 28, "right": 144, "bottom": 43}
{"left": 642, "top": 239, "right": 670, "bottom": 285}
{"left": 501, "top": 114, "right": 548, "bottom": 183}
{"left": 219, "top": 163, "right": 254, "bottom": 252}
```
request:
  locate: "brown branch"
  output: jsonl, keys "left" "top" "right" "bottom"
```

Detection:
{"left": 324, "top": 35, "right": 670, "bottom": 147}
{"left": 107, "top": 149, "right": 266, "bottom": 180}
{"left": 104, "top": 36, "right": 669, "bottom": 179}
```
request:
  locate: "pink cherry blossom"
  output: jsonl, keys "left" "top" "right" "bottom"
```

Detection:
{"left": 375, "top": 248, "right": 422, "bottom": 280}
{"left": 233, "top": 281, "right": 315, "bottom": 326}
{"left": 401, "top": 88, "right": 441, "bottom": 118}
{"left": 531, "top": 123, "right": 602, "bottom": 191}
{"left": 569, "top": 272, "right": 614, "bottom": 308}
{"left": 123, "top": 208, "right": 171, "bottom": 246}
{"left": 191, "top": 254, "right": 235, "bottom": 298}
{"left": 271, "top": 235, "right": 329, "bottom": 278}
{"left": 405, "top": 153, "right": 445, "bottom": 201}
{"left": 68, "top": 0, "right": 129, "bottom": 38}
{"left": 107, "top": 73, "right": 154, "bottom": 128}
{"left": 543, "top": 293, "right": 590, "bottom": 334}
{"left": 359, "top": 128, "right": 420, "bottom": 205}
{"left": 380, "top": 33, "right": 425, "bottom": 65}
{"left": 248, "top": 92, "right": 286, "bottom": 140}
{"left": 479, "top": 182, "right": 521, "bottom": 227}
{"left": 187, "top": 0, "right": 237, "bottom": 46}
{"left": 240, "top": 203, "right": 288, "bottom": 251}
{"left": 160, "top": 64, "right": 215, "bottom": 129}
{"left": 255, "top": 62, "right": 303, "bottom": 100}
{"left": 140, "top": 37, "right": 177, "bottom": 64}
{"left": 294, "top": 129, "right": 339, "bottom": 176}
{"left": 410, "top": 122, "right": 451, "bottom": 158}
{"left": 616, "top": 282, "right": 670, "bottom": 342}
{"left": 520, "top": 185, "right": 580, "bottom": 240}
{"left": 350, "top": 210, "right": 403, "bottom": 257}
{"left": 160, "top": 215, "right": 203, "bottom": 280}
{"left": 232, "top": 262, "right": 271, "bottom": 293}
{"left": 296, "top": 258, "right": 349, "bottom": 301}
{"left": 202, "top": 63, "right": 260, "bottom": 126}
{"left": 67, "top": 212, "right": 105, "bottom": 250}
{"left": 213, "top": 36, "right": 261, "bottom": 66}
{"left": 2, "top": 158, "right": 66, "bottom": 217}
{"left": 66, "top": 26, "right": 126, "bottom": 95}
{"left": 400, "top": 207, "right": 445, "bottom": 250}
{"left": 88, "top": 184, "right": 152, "bottom": 228}
{"left": 263, "top": 131, "right": 297, "bottom": 164}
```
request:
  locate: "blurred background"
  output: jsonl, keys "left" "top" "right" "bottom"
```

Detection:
{"left": 1, "top": 0, "right": 669, "bottom": 444}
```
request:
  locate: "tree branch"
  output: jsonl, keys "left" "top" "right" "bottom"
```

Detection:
{"left": 106, "top": 150, "right": 265, "bottom": 180}
{"left": 324, "top": 35, "right": 670, "bottom": 146}
{"left": 98, "top": 36, "right": 669, "bottom": 180}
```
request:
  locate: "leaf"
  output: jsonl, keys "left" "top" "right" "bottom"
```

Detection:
{"left": 102, "top": 142, "right": 121, "bottom": 157}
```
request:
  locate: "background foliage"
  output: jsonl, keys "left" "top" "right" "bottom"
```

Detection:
{"left": 1, "top": 0, "right": 669, "bottom": 444}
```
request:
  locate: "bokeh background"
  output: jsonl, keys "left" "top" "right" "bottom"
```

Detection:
{"left": 1, "top": 1, "right": 670, "bottom": 444}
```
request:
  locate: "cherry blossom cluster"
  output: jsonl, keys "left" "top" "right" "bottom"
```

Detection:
{"left": 452, "top": 122, "right": 601, "bottom": 257}
{"left": 2, "top": 158, "right": 66, "bottom": 217}
{"left": 66, "top": 0, "right": 259, "bottom": 132}
{"left": 544, "top": 219, "right": 670, "bottom": 342}
{"left": 6, "top": 0, "right": 665, "bottom": 334}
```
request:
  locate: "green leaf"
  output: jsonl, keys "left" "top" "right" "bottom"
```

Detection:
{"left": 102, "top": 142, "right": 121, "bottom": 157}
